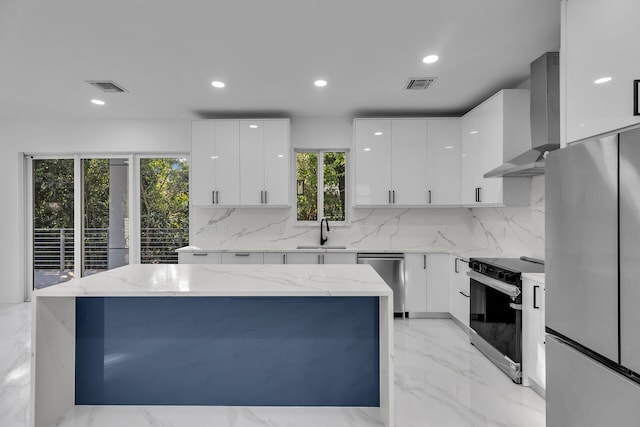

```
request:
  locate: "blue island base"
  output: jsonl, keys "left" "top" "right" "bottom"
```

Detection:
{"left": 75, "top": 296, "right": 380, "bottom": 407}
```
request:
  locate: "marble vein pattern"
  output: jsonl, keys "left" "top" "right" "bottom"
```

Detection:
{"left": 33, "top": 264, "right": 392, "bottom": 297}
{"left": 467, "top": 176, "right": 545, "bottom": 259}
{"left": 0, "top": 303, "right": 544, "bottom": 427}
{"left": 190, "top": 176, "right": 544, "bottom": 260}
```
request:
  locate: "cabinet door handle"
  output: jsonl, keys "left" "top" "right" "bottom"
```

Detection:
{"left": 193, "top": 253, "right": 209, "bottom": 257}
{"left": 235, "top": 253, "right": 251, "bottom": 257}
{"left": 264, "top": 190, "right": 268, "bottom": 204}
{"left": 388, "top": 190, "right": 391, "bottom": 204}
{"left": 392, "top": 190, "right": 395, "bottom": 204}
{"left": 423, "top": 254, "right": 427, "bottom": 269}
{"left": 454, "top": 257, "right": 468, "bottom": 273}
{"left": 212, "top": 191, "right": 216, "bottom": 204}
{"left": 283, "top": 254, "right": 286, "bottom": 264}
{"left": 475, "top": 187, "right": 479, "bottom": 202}
{"left": 260, "top": 190, "right": 264, "bottom": 204}
{"left": 317, "top": 254, "right": 322, "bottom": 264}
{"left": 477, "top": 187, "right": 482, "bottom": 203}
{"left": 428, "top": 190, "right": 431, "bottom": 204}
{"left": 459, "top": 291, "right": 470, "bottom": 298}
{"left": 533, "top": 285, "right": 540, "bottom": 309}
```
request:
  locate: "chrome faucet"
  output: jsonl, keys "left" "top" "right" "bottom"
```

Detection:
{"left": 320, "top": 217, "right": 330, "bottom": 246}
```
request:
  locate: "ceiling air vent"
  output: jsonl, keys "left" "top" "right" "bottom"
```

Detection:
{"left": 404, "top": 77, "right": 436, "bottom": 90}
{"left": 86, "top": 80, "right": 128, "bottom": 93}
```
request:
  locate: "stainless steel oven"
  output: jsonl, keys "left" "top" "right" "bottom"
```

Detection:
{"left": 468, "top": 258, "right": 544, "bottom": 383}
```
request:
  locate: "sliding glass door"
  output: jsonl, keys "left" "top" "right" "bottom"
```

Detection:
{"left": 27, "top": 154, "right": 188, "bottom": 296}
{"left": 31, "top": 158, "right": 75, "bottom": 288}
{"left": 82, "top": 158, "right": 129, "bottom": 276}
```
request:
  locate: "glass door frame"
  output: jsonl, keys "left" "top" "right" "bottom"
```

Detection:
{"left": 24, "top": 152, "right": 188, "bottom": 301}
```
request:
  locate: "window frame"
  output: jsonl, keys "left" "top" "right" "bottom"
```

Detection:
{"left": 294, "top": 149, "right": 349, "bottom": 226}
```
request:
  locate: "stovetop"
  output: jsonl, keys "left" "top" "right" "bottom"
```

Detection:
{"left": 470, "top": 257, "right": 545, "bottom": 274}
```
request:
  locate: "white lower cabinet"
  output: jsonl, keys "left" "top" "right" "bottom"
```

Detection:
{"left": 178, "top": 252, "right": 222, "bottom": 264}
{"left": 323, "top": 252, "right": 357, "bottom": 264}
{"left": 220, "top": 252, "right": 264, "bottom": 264}
{"left": 285, "top": 252, "right": 322, "bottom": 264}
{"left": 405, "top": 253, "right": 449, "bottom": 315}
{"left": 263, "top": 252, "right": 287, "bottom": 264}
{"left": 405, "top": 254, "right": 428, "bottom": 313}
{"left": 522, "top": 276, "right": 546, "bottom": 395}
{"left": 448, "top": 255, "right": 470, "bottom": 328}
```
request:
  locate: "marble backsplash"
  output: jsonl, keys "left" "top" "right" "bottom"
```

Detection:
{"left": 191, "top": 176, "right": 545, "bottom": 259}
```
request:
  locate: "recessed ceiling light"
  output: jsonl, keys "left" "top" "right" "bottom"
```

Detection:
{"left": 210, "top": 155, "right": 219, "bottom": 159}
{"left": 363, "top": 147, "right": 372, "bottom": 151}
{"left": 594, "top": 77, "right": 612, "bottom": 84}
{"left": 277, "top": 154, "right": 284, "bottom": 158}
{"left": 314, "top": 80, "right": 328, "bottom": 87}
{"left": 91, "top": 99, "right": 105, "bottom": 105}
{"left": 211, "top": 81, "right": 226, "bottom": 88}
{"left": 469, "top": 130, "right": 479, "bottom": 134}
{"left": 374, "top": 132, "right": 383, "bottom": 136}
{"left": 249, "top": 124, "right": 258, "bottom": 129}
{"left": 444, "top": 146, "right": 454, "bottom": 149}
{"left": 422, "top": 55, "right": 439, "bottom": 64}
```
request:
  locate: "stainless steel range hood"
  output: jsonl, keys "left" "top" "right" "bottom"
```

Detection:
{"left": 484, "top": 52, "right": 560, "bottom": 178}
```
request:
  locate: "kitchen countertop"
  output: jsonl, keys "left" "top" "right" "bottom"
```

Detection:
{"left": 34, "top": 263, "right": 393, "bottom": 297}
{"left": 175, "top": 245, "right": 463, "bottom": 257}
{"left": 522, "top": 272, "right": 545, "bottom": 283}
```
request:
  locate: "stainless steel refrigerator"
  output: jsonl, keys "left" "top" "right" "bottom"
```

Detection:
{"left": 546, "top": 128, "right": 640, "bottom": 426}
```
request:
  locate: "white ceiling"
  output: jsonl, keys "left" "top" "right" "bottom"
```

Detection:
{"left": 0, "top": 0, "right": 561, "bottom": 120}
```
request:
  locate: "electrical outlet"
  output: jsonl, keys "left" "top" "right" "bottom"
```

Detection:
{"left": 219, "top": 224, "right": 228, "bottom": 233}
{"left": 206, "top": 224, "right": 217, "bottom": 232}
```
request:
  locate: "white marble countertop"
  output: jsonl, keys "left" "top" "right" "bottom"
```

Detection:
{"left": 34, "top": 264, "right": 393, "bottom": 298}
{"left": 176, "top": 245, "right": 458, "bottom": 256}
{"left": 522, "top": 272, "right": 545, "bottom": 283}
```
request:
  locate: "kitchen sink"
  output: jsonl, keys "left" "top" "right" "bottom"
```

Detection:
{"left": 296, "top": 245, "right": 347, "bottom": 250}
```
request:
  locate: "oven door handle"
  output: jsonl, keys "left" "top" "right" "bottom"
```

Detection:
{"left": 467, "top": 270, "right": 521, "bottom": 298}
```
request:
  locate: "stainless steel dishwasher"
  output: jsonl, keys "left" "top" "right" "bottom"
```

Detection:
{"left": 357, "top": 253, "right": 405, "bottom": 316}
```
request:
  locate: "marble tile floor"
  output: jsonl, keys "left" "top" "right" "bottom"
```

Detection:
{"left": 0, "top": 302, "right": 545, "bottom": 427}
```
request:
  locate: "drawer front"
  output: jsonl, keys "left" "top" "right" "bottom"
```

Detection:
{"left": 221, "top": 252, "right": 264, "bottom": 264}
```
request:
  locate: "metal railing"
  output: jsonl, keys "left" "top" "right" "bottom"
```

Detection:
{"left": 33, "top": 227, "right": 188, "bottom": 270}
{"left": 141, "top": 227, "right": 188, "bottom": 264}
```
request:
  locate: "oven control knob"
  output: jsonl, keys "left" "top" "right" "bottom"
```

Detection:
{"left": 504, "top": 273, "right": 515, "bottom": 284}
{"left": 471, "top": 262, "right": 479, "bottom": 271}
{"left": 497, "top": 271, "right": 505, "bottom": 280}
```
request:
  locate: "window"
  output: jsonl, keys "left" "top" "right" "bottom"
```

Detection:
{"left": 296, "top": 150, "right": 347, "bottom": 223}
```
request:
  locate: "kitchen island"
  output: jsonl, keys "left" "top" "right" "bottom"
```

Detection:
{"left": 30, "top": 264, "right": 393, "bottom": 427}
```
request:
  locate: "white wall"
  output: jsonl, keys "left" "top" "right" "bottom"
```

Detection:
{"left": 0, "top": 118, "right": 190, "bottom": 302}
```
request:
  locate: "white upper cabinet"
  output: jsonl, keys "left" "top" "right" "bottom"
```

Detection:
{"left": 262, "top": 120, "right": 290, "bottom": 206}
{"left": 354, "top": 118, "right": 460, "bottom": 207}
{"left": 427, "top": 119, "right": 461, "bottom": 205}
{"left": 191, "top": 120, "right": 240, "bottom": 206}
{"left": 460, "top": 90, "right": 531, "bottom": 206}
{"left": 191, "top": 119, "right": 289, "bottom": 207}
{"left": 354, "top": 119, "right": 392, "bottom": 206}
{"left": 240, "top": 120, "right": 289, "bottom": 206}
{"left": 239, "top": 121, "right": 265, "bottom": 206}
{"left": 460, "top": 109, "right": 481, "bottom": 205}
{"left": 391, "top": 120, "right": 428, "bottom": 205}
{"left": 564, "top": 0, "right": 640, "bottom": 143}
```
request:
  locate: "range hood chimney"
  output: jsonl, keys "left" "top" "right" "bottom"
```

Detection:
{"left": 484, "top": 51, "right": 560, "bottom": 178}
